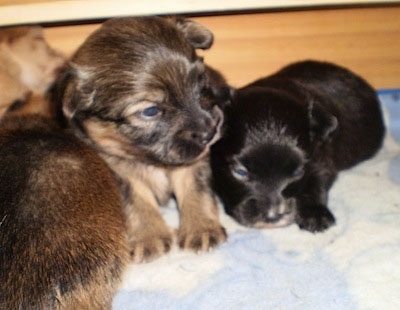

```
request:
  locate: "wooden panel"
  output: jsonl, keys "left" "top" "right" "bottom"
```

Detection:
{"left": 1, "top": 0, "right": 400, "bottom": 26}
{"left": 43, "top": 6, "right": 400, "bottom": 89}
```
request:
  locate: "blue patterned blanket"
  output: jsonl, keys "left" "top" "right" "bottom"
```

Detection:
{"left": 113, "top": 90, "right": 400, "bottom": 310}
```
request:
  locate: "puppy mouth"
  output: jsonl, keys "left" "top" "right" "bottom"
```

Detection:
{"left": 253, "top": 212, "right": 296, "bottom": 229}
{"left": 190, "top": 111, "right": 223, "bottom": 162}
{"left": 234, "top": 197, "right": 296, "bottom": 229}
{"left": 207, "top": 119, "right": 223, "bottom": 146}
{"left": 190, "top": 130, "right": 220, "bottom": 163}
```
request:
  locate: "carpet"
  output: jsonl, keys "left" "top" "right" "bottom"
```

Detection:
{"left": 113, "top": 90, "right": 400, "bottom": 310}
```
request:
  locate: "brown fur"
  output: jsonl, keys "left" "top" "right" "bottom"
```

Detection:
{"left": 53, "top": 17, "right": 231, "bottom": 262}
{"left": 0, "top": 29, "right": 128, "bottom": 309}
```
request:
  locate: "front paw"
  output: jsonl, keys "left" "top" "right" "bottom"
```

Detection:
{"left": 295, "top": 205, "right": 335, "bottom": 233}
{"left": 178, "top": 219, "right": 227, "bottom": 252}
{"left": 129, "top": 227, "right": 173, "bottom": 263}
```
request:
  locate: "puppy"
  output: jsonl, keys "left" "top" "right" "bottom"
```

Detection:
{"left": 0, "top": 91, "right": 129, "bottom": 308}
{"left": 0, "top": 26, "right": 65, "bottom": 117}
{"left": 1, "top": 27, "right": 128, "bottom": 307}
{"left": 211, "top": 60, "right": 385, "bottom": 232}
{"left": 54, "top": 17, "right": 231, "bottom": 262}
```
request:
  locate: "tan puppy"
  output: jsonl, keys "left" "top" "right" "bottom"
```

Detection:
{"left": 0, "top": 26, "right": 65, "bottom": 117}
{"left": 54, "top": 17, "right": 232, "bottom": 263}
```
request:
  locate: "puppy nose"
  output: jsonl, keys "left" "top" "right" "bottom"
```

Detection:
{"left": 190, "top": 129, "right": 216, "bottom": 145}
{"left": 266, "top": 210, "right": 283, "bottom": 222}
{"left": 265, "top": 199, "right": 294, "bottom": 222}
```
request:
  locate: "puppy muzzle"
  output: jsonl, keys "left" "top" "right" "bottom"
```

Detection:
{"left": 235, "top": 196, "right": 296, "bottom": 228}
{"left": 185, "top": 106, "right": 223, "bottom": 161}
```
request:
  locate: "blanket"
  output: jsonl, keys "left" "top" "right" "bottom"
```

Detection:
{"left": 113, "top": 90, "right": 400, "bottom": 310}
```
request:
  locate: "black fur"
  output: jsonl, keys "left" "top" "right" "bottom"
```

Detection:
{"left": 211, "top": 60, "right": 385, "bottom": 232}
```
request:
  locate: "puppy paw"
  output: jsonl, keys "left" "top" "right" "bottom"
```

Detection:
{"left": 295, "top": 205, "right": 335, "bottom": 233}
{"left": 129, "top": 228, "right": 173, "bottom": 263}
{"left": 178, "top": 220, "right": 227, "bottom": 252}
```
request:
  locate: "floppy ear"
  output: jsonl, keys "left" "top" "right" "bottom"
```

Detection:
{"left": 309, "top": 105, "right": 338, "bottom": 142}
{"left": 205, "top": 65, "right": 234, "bottom": 108}
{"left": 173, "top": 18, "right": 214, "bottom": 49}
{"left": 50, "top": 66, "right": 77, "bottom": 120}
{"left": 50, "top": 64, "right": 94, "bottom": 122}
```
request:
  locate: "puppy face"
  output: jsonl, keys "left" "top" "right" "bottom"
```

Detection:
{"left": 212, "top": 111, "right": 306, "bottom": 228}
{"left": 213, "top": 60, "right": 384, "bottom": 233}
{"left": 58, "top": 17, "right": 230, "bottom": 166}
{"left": 211, "top": 86, "right": 315, "bottom": 228}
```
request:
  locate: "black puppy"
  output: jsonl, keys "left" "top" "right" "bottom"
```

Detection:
{"left": 211, "top": 60, "right": 385, "bottom": 232}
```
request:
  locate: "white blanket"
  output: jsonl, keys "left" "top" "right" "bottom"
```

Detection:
{"left": 113, "top": 90, "right": 400, "bottom": 310}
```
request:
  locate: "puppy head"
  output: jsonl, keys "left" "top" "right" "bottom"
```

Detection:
{"left": 0, "top": 26, "right": 65, "bottom": 94}
{"left": 213, "top": 123, "right": 306, "bottom": 228}
{"left": 212, "top": 87, "right": 314, "bottom": 228}
{"left": 56, "top": 17, "right": 231, "bottom": 165}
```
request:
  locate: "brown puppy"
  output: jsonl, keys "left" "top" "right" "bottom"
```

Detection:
{"left": 0, "top": 26, "right": 65, "bottom": 117}
{"left": 0, "top": 52, "right": 128, "bottom": 309}
{"left": 54, "top": 17, "right": 231, "bottom": 263}
{"left": 0, "top": 101, "right": 129, "bottom": 309}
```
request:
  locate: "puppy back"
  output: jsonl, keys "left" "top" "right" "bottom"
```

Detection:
{"left": 0, "top": 115, "right": 128, "bottom": 309}
{"left": 243, "top": 60, "right": 385, "bottom": 169}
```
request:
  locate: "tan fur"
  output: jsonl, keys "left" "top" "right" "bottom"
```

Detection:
{"left": 170, "top": 161, "right": 226, "bottom": 251}
{"left": 0, "top": 25, "right": 65, "bottom": 118}
{"left": 83, "top": 117, "right": 227, "bottom": 262}
{"left": 0, "top": 26, "right": 65, "bottom": 93}
{"left": 83, "top": 118, "right": 141, "bottom": 160}
{"left": 0, "top": 47, "right": 28, "bottom": 116}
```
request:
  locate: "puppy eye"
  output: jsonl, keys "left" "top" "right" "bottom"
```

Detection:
{"left": 201, "top": 86, "right": 213, "bottom": 98}
{"left": 141, "top": 106, "right": 161, "bottom": 118}
{"left": 292, "top": 166, "right": 304, "bottom": 178}
{"left": 231, "top": 163, "right": 249, "bottom": 181}
{"left": 199, "top": 73, "right": 206, "bottom": 84}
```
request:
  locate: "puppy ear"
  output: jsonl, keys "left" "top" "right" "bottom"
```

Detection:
{"left": 173, "top": 18, "right": 214, "bottom": 49}
{"left": 51, "top": 64, "right": 94, "bottom": 121}
{"left": 309, "top": 105, "right": 338, "bottom": 142}
{"left": 205, "top": 65, "right": 234, "bottom": 108}
{"left": 50, "top": 65, "right": 76, "bottom": 120}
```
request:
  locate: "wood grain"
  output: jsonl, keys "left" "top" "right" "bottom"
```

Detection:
{"left": 43, "top": 6, "right": 400, "bottom": 89}
{"left": 2, "top": 1, "right": 399, "bottom": 26}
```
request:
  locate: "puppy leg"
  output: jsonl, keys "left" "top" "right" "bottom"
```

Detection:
{"left": 171, "top": 160, "right": 227, "bottom": 251}
{"left": 120, "top": 179, "right": 173, "bottom": 263}
{"left": 294, "top": 167, "right": 336, "bottom": 232}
